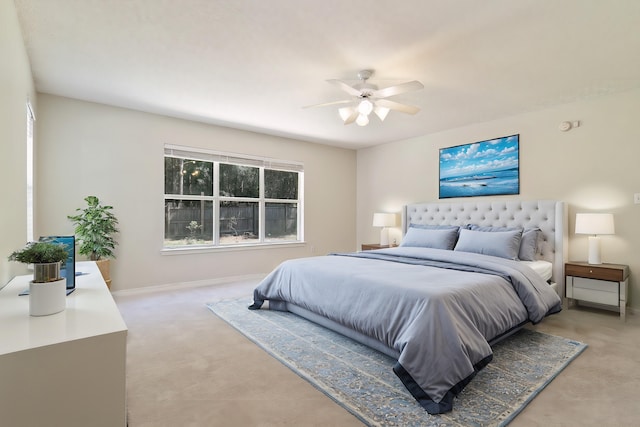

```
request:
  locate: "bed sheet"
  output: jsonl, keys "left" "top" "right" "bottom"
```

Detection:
{"left": 521, "top": 260, "right": 553, "bottom": 282}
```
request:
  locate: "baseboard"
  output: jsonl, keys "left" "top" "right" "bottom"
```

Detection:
{"left": 111, "top": 273, "right": 265, "bottom": 297}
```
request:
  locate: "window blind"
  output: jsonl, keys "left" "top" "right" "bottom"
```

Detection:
{"left": 164, "top": 144, "right": 303, "bottom": 172}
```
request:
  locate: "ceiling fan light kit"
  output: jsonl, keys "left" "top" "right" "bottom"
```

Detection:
{"left": 356, "top": 114, "right": 369, "bottom": 127}
{"left": 357, "top": 99, "right": 374, "bottom": 115}
{"left": 374, "top": 106, "right": 390, "bottom": 121}
{"left": 305, "top": 70, "right": 423, "bottom": 126}
{"left": 338, "top": 107, "right": 352, "bottom": 122}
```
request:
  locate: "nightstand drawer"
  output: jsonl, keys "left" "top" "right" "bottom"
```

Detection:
{"left": 565, "top": 264, "right": 627, "bottom": 281}
{"left": 572, "top": 277, "right": 619, "bottom": 306}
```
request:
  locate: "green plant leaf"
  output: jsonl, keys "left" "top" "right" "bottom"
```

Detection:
{"left": 67, "top": 195, "right": 119, "bottom": 260}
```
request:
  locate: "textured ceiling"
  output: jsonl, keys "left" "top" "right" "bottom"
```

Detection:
{"left": 14, "top": 0, "right": 640, "bottom": 149}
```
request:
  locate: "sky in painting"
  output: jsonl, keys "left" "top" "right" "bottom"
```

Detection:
{"left": 439, "top": 135, "right": 519, "bottom": 179}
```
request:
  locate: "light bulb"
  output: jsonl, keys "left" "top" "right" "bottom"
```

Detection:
{"left": 357, "top": 99, "right": 373, "bottom": 116}
{"left": 356, "top": 114, "right": 369, "bottom": 126}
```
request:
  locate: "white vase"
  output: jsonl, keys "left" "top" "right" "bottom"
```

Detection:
{"left": 29, "top": 278, "right": 66, "bottom": 316}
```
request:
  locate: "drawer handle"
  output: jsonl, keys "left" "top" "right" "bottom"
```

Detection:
{"left": 589, "top": 269, "right": 593, "bottom": 273}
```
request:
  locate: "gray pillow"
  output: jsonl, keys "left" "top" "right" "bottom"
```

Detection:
{"left": 400, "top": 227, "right": 459, "bottom": 250}
{"left": 467, "top": 225, "right": 540, "bottom": 261}
{"left": 518, "top": 228, "right": 542, "bottom": 261}
{"left": 454, "top": 228, "right": 523, "bottom": 260}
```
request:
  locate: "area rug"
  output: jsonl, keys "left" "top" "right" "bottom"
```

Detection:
{"left": 206, "top": 299, "right": 587, "bottom": 427}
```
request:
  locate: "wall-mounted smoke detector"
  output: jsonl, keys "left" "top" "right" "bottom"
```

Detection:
{"left": 559, "top": 120, "right": 581, "bottom": 132}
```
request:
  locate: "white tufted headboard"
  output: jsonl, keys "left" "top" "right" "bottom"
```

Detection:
{"left": 402, "top": 200, "right": 568, "bottom": 294}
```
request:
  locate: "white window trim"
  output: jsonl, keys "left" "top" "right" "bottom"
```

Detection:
{"left": 163, "top": 144, "right": 304, "bottom": 252}
{"left": 26, "top": 100, "right": 35, "bottom": 243}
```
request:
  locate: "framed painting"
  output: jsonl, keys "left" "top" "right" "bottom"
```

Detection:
{"left": 439, "top": 134, "right": 519, "bottom": 199}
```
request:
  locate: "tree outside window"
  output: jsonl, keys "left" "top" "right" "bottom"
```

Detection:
{"left": 163, "top": 147, "right": 302, "bottom": 249}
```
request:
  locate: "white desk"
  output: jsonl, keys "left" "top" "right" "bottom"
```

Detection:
{"left": 0, "top": 261, "right": 128, "bottom": 427}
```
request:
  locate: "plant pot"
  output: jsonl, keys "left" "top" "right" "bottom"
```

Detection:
{"left": 96, "top": 259, "right": 112, "bottom": 289}
{"left": 29, "top": 278, "right": 66, "bottom": 316}
{"left": 33, "top": 262, "right": 61, "bottom": 283}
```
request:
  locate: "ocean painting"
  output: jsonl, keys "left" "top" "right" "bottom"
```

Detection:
{"left": 439, "top": 134, "right": 519, "bottom": 199}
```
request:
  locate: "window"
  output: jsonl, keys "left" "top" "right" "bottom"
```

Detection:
{"left": 164, "top": 145, "right": 303, "bottom": 249}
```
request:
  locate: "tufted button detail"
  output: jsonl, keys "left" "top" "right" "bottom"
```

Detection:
{"left": 404, "top": 200, "right": 561, "bottom": 272}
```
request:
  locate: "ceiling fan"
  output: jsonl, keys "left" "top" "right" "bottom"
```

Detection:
{"left": 305, "top": 70, "right": 424, "bottom": 126}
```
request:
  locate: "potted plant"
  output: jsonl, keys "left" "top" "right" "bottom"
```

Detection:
{"left": 8, "top": 241, "right": 69, "bottom": 316}
{"left": 67, "top": 195, "right": 119, "bottom": 289}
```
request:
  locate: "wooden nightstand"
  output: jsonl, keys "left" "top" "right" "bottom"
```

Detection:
{"left": 565, "top": 261, "right": 630, "bottom": 320}
{"left": 361, "top": 243, "right": 396, "bottom": 251}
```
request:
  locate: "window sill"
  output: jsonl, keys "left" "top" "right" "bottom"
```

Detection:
{"left": 161, "top": 241, "right": 306, "bottom": 255}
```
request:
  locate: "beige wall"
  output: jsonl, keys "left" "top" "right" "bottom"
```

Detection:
{"left": 357, "top": 88, "right": 640, "bottom": 310}
{"left": 36, "top": 94, "right": 357, "bottom": 291}
{"left": 0, "top": 0, "right": 37, "bottom": 286}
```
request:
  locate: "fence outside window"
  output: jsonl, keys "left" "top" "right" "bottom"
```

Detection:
{"left": 163, "top": 145, "right": 303, "bottom": 248}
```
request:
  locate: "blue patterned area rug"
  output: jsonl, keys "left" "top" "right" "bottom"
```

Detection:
{"left": 206, "top": 299, "right": 586, "bottom": 427}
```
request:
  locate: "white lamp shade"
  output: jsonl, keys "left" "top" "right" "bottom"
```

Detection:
{"left": 374, "top": 106, "right": 390, "bottom": 121}
{"left": 338, "top": 107, "right": 354, "bottom": 122}
{"left": 575, "top": 213, "right": 615, "bottom": 235}
{"left": 372, "top": 213, "right": 397, "bottom": 227}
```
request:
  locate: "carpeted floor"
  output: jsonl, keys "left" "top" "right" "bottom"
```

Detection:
{"left": 113, "top": 279, "right": 640, "bottom": 426}
{"left": 207, "top": 298, "right": 587, "bottom": 427}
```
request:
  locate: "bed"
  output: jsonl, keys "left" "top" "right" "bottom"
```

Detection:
{"left": 249, "top": 200, "right": 567, "bottom": 414}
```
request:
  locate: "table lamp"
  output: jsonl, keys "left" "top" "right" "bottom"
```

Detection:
{"left": 372, "top": 213, "right": 397, "bottom": 246}
{"left": 575, "top": 213, "right": 615, "bottom": 264}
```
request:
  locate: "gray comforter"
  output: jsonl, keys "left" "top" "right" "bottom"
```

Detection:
{"left": 250, "top": 247, "right": 562, "bottom": 414}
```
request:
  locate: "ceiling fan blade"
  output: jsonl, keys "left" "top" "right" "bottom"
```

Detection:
{"left": 375, "top": 99, "right": 420, "bottom": 115}
{"left": 373, "top": 80, "right": 424, "bottom": 99}
{"left": 303, "top": 99, "right": 353, "bottom": 109}
{"left": 327, "top": 79, "right": 363, "bottom": 97}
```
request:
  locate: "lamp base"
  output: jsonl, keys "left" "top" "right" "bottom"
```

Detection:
{"left": 587, "top": 236, "right": 602, "bottom": 264}
{"left": 379, "top": 227, "right": 390, "bottom": 246}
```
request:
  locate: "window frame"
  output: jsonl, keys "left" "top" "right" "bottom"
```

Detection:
{"left": 26, "top": 100, "right": 35, "bottom": 243}
{"left": 163, "top": 144, "right": 304, "bottom": 253}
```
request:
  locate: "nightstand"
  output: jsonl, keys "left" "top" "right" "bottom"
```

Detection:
{"left": 565, "top": 261, "right": 630, "bottom": 320}
{"left": 361, "top": 243, "right": 396, "bottom": 251}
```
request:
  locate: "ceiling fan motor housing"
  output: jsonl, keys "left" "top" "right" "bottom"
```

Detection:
{"left": 355, "top": 70, "right": 376, "bottom": 96}
{"left": 357, "top": 69, "right": 373, "bottom": 81}
{"left": 354, "top": 83, "right": 377, "bottom": 97}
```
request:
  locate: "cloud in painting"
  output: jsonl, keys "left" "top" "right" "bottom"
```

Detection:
{"left": 439, "top": 135, "right": 519, "bottom": 179}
